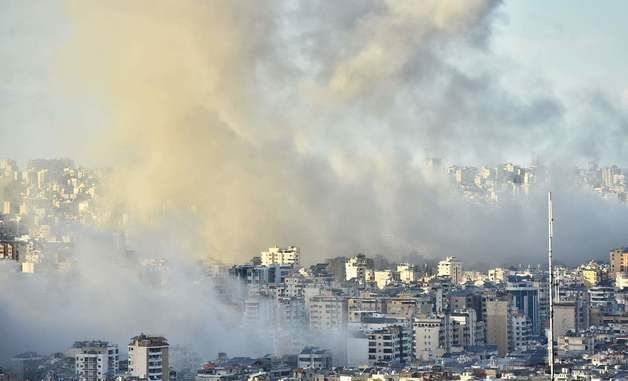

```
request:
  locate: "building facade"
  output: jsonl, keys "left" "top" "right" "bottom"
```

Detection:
{"left": 128, "top": 334, "right": 169, "bottom": 381}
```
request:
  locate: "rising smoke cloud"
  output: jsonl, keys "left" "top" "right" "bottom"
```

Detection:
{"left": 3, "top": 0, "right": 628, "bottom": 263}
{"left": 55, "top": 0, "right": 627, "bottom": 265}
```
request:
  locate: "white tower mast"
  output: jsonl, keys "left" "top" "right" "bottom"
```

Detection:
{"left": 548, "top": 192, "right": 555, "bottom": 380}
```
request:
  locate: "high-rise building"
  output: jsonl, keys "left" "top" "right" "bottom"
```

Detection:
{"left": 128, "top": 334, "right": 169, "bottom": 381}
{"left": 506, "top": 282, "right": 540, "bottom": 335}
{"left": 511, "top": 310, "right": 531, "bottom": 352}
{"left": 308, "top": 296, "right": 347, "bottom": 331}
{"left": 610, "top": 247, "right": 628, "bottom": 275}
{"left": 449, "top": 309, "right": 477, "bottom": 352}
{"left": 438, "top": 257, "right": 463, "bottom": 284}
{"left": 485, "top": 300, "right": 511, "bottom": 356}
{"left": 367, "top": 325, "right": 412, "bottom": 366}
{"left": 260, "top": 246, "right": 300, "bottom": 267}
{"left": 71, "top": 341, "right": 119, "bottom": 381}
{"left": 414, "top": 316, "right": 445, "bottom": 361}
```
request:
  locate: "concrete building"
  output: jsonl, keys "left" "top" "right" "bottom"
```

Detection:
{"left": 616, "top": 272, "right": 628, "bottom": 290}
{"left": 71, "top": 341, "right": 119, "bottom": 381}
{"left": 610, "top": 247, "right": 628, "bottom": 275}
{"left": 588, "top": 286, "right": 616, "bottom": 314}
{"left": 557, "top": 334, "right": 594, "bottom": 354}
{"left": 506, "top": 281, "right": 540, "bottom": 335}
{"left": 128, "top": 334, "right": 169, "bottom": 381}
{"left": 488, "top": 268, "right": 509, "bottom": 283}
{"left": 581, "top": 263, "right": 602, "bottom": 288}
{"left": 511, "top": 311, "right": 531, "bottom": 352}
{"left": 367, "top": 325, "right": 412, "bottom": 366}
{"left": 438, "top": 257, "right": 463, "bottom": 284}
{"left": 0, "top": 241, "right": 19, "bottom": 261}
{"left": 397, "top": 264, "right": 418, "bottom": 284}
{"left": 297, "top": 347, "right": 332, "bottom": 370}
{"left": 414, "top": 317, "right": 445, "bottom": 361}
{"left": 260, "top": 246, "right": 300, "bottom": 267}
{"left": 373, "top": 270, "right": 395, "bottom": 289}
{"left": 553, "top": 302, "right": 578, "bottom": 337}
{"left": 308, "top": 296, "right": 347, "bottom": 330}
{"left": 485, "top": 300, "right": 511, "bottom": 356}
{"left": 345, "top": 255, "right": 373, "bottom": 283}
{"left": 449, "top": 309, "right": 477, "bottom": 352}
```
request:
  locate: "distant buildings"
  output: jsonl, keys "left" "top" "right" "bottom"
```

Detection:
{"left": 4, "top": 243, "right": 628, "bottom": 380}
{"left": 345, "top": 254, "right": 373, "bottom": 283}
{"left": 437, "top": 257, "right": 463, "bottom": 284}
{"left": 610, "top": 247, "right": 628, "bottom": 275}
{"left": 261, "top": 246, "right": 300, "bottom": 267}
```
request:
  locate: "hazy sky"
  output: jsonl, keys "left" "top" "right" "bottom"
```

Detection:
{"left": 1, "top": 1, "right": 627, "bottom": 166}
{"left": 493, "top": 0, "right": 628, "bottom": 101}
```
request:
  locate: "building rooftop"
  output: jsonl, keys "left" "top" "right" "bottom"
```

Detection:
{"left": 129, "top": 333, "right": 168, "bottom": 347}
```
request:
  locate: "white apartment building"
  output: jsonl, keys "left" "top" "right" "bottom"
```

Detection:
{"left": 308, "top": 296, "right": 346, "bottom": 330}
{"left": 128, "top": 334, "right": 169, "bottom": 381}
{"left": 374, "top": 270, "right": 394, "bottom": 289}
{"left": 414, "top": 317, "right": 445, "bottom": 361}
{"left": 616, "top": 272, "right": 628, "bottom": 290}
{"left": 345, "top": 255, "right": 373, "bottom": 282}
{"left": 438, "top": 257, "right": 463, "bottom": 284}
{"left": 261, "top": 246, "right": 300, "bottom": 267}
{"left": 488, "top": 267, "right": 510, "bottom": 283}
{"left": 397, "top": 264, "right": 417, "bottom": 283}
{"left": 71, "top": 341, "right": 119, "bottom": 381}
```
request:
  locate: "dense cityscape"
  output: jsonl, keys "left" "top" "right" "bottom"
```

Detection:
{"left": 0, "top": 159, "right": 627, "bottom": 381}
{"left": 3, "top": 1, "right": 628, "bottom": 381}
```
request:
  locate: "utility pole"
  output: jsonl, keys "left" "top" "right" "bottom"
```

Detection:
{"left": 548, "top": 192, "right": 555, "bottom": 380}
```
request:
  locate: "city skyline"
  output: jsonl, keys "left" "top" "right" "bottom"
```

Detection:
{"left": 1, "top": 1, "right": 628, "bottom": 381}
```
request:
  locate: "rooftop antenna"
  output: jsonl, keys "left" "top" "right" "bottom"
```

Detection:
{"left": 548, "top": 192, "right": 555, "bottom": 380}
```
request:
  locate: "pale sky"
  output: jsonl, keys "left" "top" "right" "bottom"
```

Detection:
{"left": 1, "top": 1, "right": 627, "bottom": 165}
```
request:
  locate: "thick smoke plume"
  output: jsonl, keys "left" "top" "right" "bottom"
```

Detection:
{"left": 59, "top": 0, "right": 623, "bottom": 264}
{"left": 0, "top": 228, "right": 275, "bottom": 362}
{"left": 3, "top": 0, "right": 627, "bottom": 263}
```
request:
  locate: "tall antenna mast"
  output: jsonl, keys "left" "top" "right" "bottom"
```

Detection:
{"left": 548, "top": 192, "right": 555, "bottom": 380}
